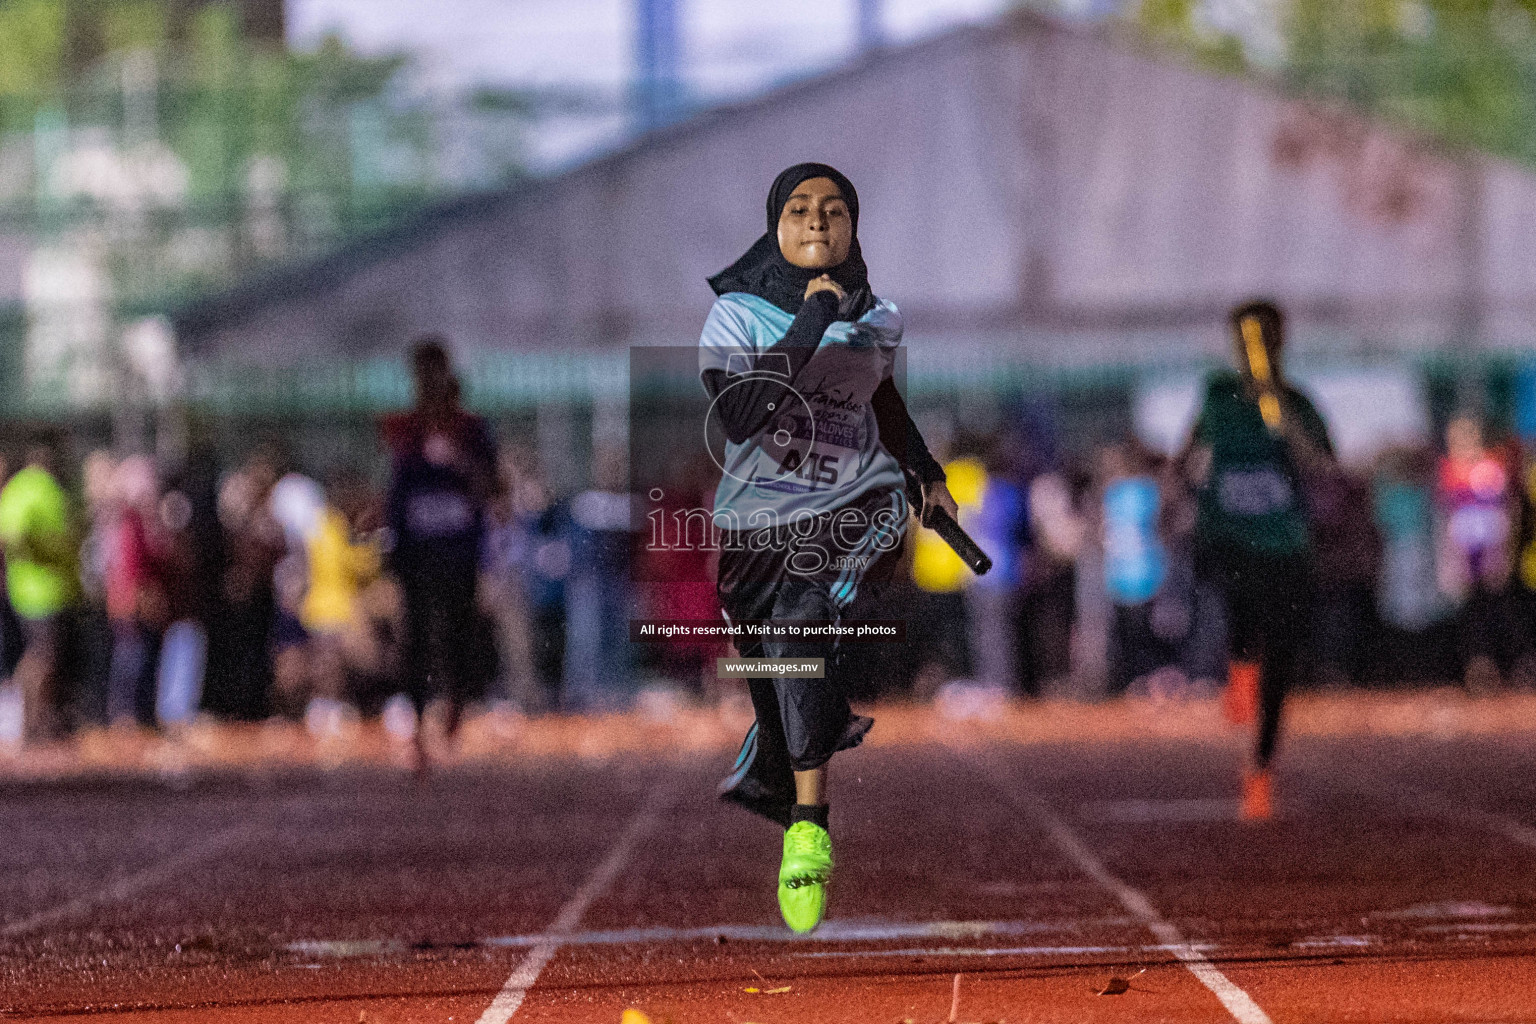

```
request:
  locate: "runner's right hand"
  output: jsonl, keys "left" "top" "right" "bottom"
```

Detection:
{"left": 804, "top": 275, "right": 846, "bottom": 302}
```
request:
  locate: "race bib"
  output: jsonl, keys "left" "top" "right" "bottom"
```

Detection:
{"left": 406, "top": 491, "right": 474, "bottom": 538}
{"left": 1448, "top": 503, "right": 1508, "bottom": 552}
{"left": 1216, "top": 467, "right": 1294, "bottom": 517}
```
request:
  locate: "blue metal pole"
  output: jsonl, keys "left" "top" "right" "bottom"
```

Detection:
{"left": 857, "top": 0, "right": 882, "bottom": 52}
{"left": 635, "top": 0, "right": 681, "bottom": 129}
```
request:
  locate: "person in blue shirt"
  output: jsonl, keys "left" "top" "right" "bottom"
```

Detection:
{"left": 700, "top": 163, "right": 955, "bottom": 933}
{"left": 967, "top": 435, "right": 1033, "bottom": 693}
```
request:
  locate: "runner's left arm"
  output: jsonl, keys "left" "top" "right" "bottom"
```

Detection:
{"left": 870, "top": 378, "right": 957, "bottom": 522}
{"left": 871, "top": 378, "right": 944, "bottom": 487}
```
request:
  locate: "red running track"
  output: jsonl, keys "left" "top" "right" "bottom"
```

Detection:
{"left": 6, "top": 698, "right": 1536, "bottom": 1022}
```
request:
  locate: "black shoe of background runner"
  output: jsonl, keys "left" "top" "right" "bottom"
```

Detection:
{"left": 718, "top": 721, "right": 793, "bottom": 826}
{"left": 718, "top": 773, "right": 793, "bottom": 827}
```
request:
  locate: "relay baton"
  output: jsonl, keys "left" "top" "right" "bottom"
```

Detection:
{"left": 1239, "top": 314, "right": 1283, "bottom": 432}
{"left": 927, "top": 504, "right": 993, "bottom": 576}
{"left": 904, "top": 471, "right": 993, "bottom": 576}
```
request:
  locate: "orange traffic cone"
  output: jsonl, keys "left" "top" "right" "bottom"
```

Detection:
{"left": 1222, "top": 661, "right": 1259, "bottom": 725}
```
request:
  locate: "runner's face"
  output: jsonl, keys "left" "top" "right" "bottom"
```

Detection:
{"left": 1447, "top": 417, "right": 1483, "bottom": 461}
{"left": 414, "top": 360, "right": 453, "bottom": 408}
{"left": 777, "top": 177, "right": 852, "bottom": 270}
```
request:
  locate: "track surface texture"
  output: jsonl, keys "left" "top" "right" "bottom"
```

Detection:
{"left": 7, "top": 692, "right": 1536, "bottom": 1022}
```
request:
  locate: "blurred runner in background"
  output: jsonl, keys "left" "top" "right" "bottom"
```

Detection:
{"left": 104, "top": 455, "right": 169, "bottom": 729}
{"left": 383, "top": 337, "right": 499, "bottom": 773}
{"left": 205, "top": 447, "right": 283, "bottom": 721}
{"left": 0, "top": 431, "right": 79, "bottom": 743}
{"left": 0, "top": 451, "right": 18, "bottom": 740}
{"left": 967, "top": 435, "right": 1032, "bottom": 695}
{"left": 1099, "top": 442, "right": 1171, "bottom": 695}
{"left": 1305, "top": 442, "right": 1381, "bottom": 689}
{"left": 1373, "top": 446, "right": 1454, "bottom": 682}
{"left": 505, "top": 465, "right": 572, "bottom": 711}
{"left": 564, "top": 445, "right": 636, "bottom": 711}
{"left": 1436, "top": 414, "right": 1518, "bottom": 691}
{"left": 1513, "top": 445, "right": 1536, "bottom": 685}
{"left": 635, "top": 453, "right": 725, "bottom": 699}
{"left": 269, "top": 466, "right": 325, "bottom": 719}
{"left": 909, "top": 454, "right": 981, "bottom": 696}
{"left": 1022, "top": 468, "right": 1084, "bottom": 694}
{"left": 483, "top": 449, "right": 551, "bottom": 712}
{"left": 73, "top": 450, "right": 120, "bottom": 728}
{"left": 1178, "top": 300, "right": 1335, "bottom": 821}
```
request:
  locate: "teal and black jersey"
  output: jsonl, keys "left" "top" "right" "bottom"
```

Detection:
{"left": 1192, "top": 369, "right": 1334, "bottom": 558}
{"left": 699, "top": 291, "right": 906, "bottom": 526}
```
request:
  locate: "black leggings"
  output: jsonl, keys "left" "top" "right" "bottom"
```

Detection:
{"left": 1201, "top": 546, "right": 1311, "bottom": 768}
{"left": 402, "top": 571, "right": 479, "bottom": 715}
{"left": 735, "top": 577, "right": 864, "bottom": 774}
{"left": 717, "top": 574, "right": 876, "bottom": 827}
{"left": 716, "top": 490, "right": 902, "bottom": 776}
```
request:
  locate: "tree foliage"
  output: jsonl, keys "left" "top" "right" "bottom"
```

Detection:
{"left": 0, "top": 0, "right": 450, "bottom": 210}
{"left": 0, "top": 0, "right": 525, "bottom": 311}
{"left": 1132, "top": 0, "right": 1536, "bottom": 164}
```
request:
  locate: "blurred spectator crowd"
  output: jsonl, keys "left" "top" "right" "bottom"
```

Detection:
{"left": 0, "top": 358, "right": 642, "bottom": 747}
{"left": 2, "top": 363, "right": 1535, "bottom": 749}
{"left": 893, "top": 407, "right": 1536, "bottom": 705}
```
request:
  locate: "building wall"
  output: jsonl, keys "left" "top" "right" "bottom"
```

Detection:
{"left": 177, "top": 13, "right": 1536, "bottom": 373}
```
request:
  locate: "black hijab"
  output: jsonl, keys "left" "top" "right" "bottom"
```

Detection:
{"left": 707, "top": 162, "right": 874, "bottom": 320}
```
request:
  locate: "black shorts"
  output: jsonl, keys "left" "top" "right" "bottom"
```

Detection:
{"left": 716, "top": 485, "right": 907, "bottom": 635}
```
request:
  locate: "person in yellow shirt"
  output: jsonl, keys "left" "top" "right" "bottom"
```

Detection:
{"left": 299, "top": 473, "right": 383, "bottom": 708}
{"left": 0, "top": 432, "right": 79, "bottom": 742}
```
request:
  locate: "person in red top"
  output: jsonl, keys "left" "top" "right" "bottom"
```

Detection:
{"left": 105, "top": 456, "right": 169, "bottom": 728}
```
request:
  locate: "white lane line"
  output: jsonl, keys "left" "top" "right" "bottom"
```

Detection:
{"left": 480, "top": 914, "right": 1134, "bottom": 948}
{"left": 0, "top": 822, "right": 256, "bottom": 939}
{"left": 475, "top": 782, "right": 674, "bottom": 1024}
{"left": 290, "top": 915, "right": 1141, "bottom": 957}
{"left": 1080, "top": 798, "right": 1249, "bottom": 823}
{"left": 794, "top": 942, "right": 1199, "bottom": 959}
{"left": 961, "top": 752, "right": 1272, "bottom": 1024}
{"left": 1407, "top": 789, "right": 1536, "bottom": 850}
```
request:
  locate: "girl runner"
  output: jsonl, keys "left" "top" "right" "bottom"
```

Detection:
{"left": 699, "top": 163, "right": 955, "bottom": 932}
{"left": 1179, "top": 300, "right": 1336, "bottom": 820}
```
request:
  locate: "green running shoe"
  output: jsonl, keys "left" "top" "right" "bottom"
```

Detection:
{"left": 778, "top": 820, "right": 832, "bottom": 934}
